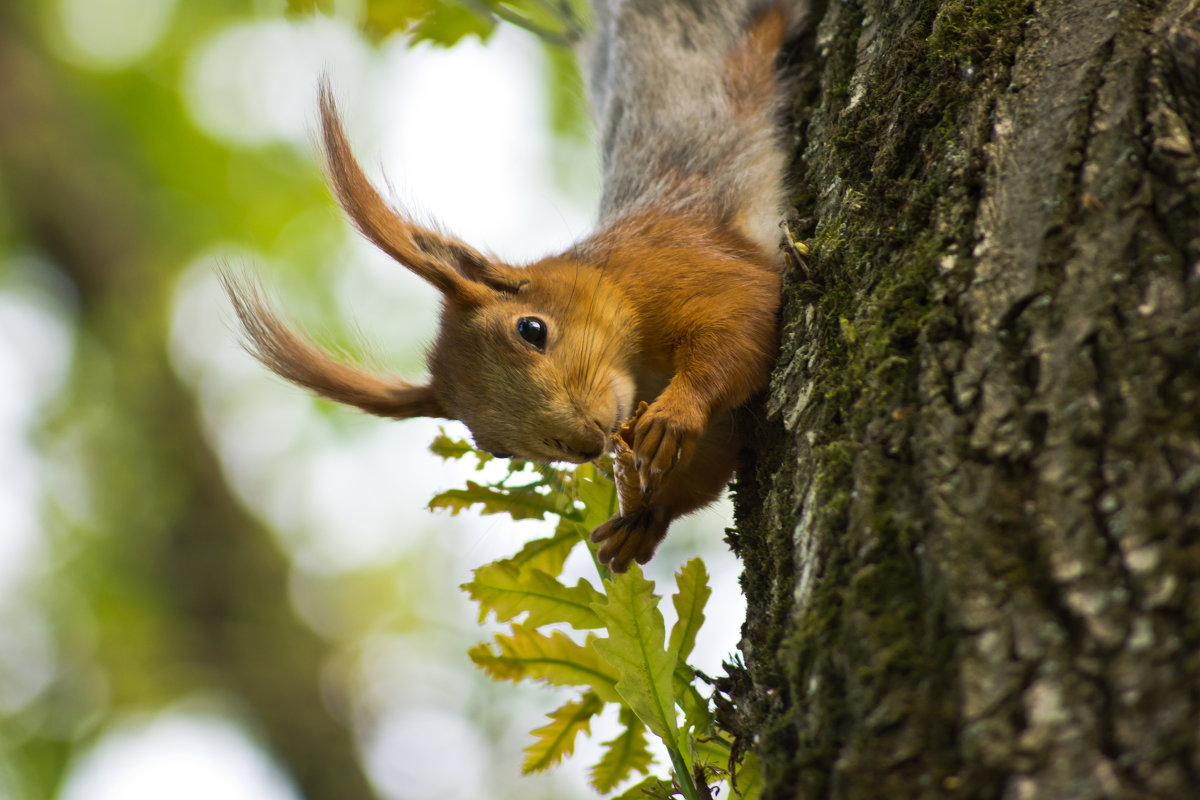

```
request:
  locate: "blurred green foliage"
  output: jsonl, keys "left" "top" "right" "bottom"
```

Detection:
{"left": 288, "top": 0, "right": 589, "bottom": 46}
{"left": 0, "top": 1, "right": 593, "bottom": 798}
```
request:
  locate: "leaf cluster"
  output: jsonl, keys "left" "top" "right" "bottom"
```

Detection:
{"left": 430, "top": 432, "right": 760, "bottom": 798}
{"left": 287, "top": 0, "right": 590, "bottom": 47}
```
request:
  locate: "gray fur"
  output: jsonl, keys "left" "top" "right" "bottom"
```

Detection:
{"left": 581, "top": 0, "right": 800, "bottom": 253}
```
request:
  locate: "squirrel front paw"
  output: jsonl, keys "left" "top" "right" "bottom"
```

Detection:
{"left": 590, "top": 505, "right": 671, "bottom": 573}
{"left": 629, "top": 399, "right": 703, "bottom": 493}
{"left": 593, "top": 418, "right": 666, "bottom": 572}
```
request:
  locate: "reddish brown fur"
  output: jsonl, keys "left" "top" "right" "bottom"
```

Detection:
{"left": 318, "top": 84, "right": 527, "bottom": 305}
{"left": 581, "top": 212, "right": 780, "bottom": 569}
{"left": 724, "top": 5, "right": 788, "bottom": 119}
{"left": 227, "top": 13, "right": 789, "bottom": 571}
{"left": 223, "top": 274, "right": 447, "bottom": 418}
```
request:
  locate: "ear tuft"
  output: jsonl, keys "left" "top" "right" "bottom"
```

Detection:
{"left": 317, "top": 81, "right": 524, "bottom": 304}
{"left": 221, "top": 271, "right": 447, "bottom": 420}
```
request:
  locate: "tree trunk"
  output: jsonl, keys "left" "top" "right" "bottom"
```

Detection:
{"left": 730, "top": 0, "right": 1200, "bottom": 798}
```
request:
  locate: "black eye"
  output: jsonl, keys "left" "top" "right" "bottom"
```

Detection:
{"left": 516, "top": 317, "right": 547, "bottom": 352}
{"left": 487, "top": 450, "right": 513, "bottom": 459}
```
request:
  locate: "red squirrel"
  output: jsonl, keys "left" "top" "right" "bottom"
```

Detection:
{"left": 226, "top": 2, "right": 794, "bottom": 571}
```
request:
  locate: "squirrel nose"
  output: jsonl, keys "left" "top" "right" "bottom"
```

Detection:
{"left": 577, "top": 422, "right": 607, "bottom": 461}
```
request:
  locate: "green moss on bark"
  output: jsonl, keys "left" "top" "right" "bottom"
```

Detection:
{"left": 736, "top": 0, "right": 1200, "bottom": 793}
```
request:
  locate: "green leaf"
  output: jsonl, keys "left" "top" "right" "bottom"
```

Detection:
{"left": 525, "top": 462, "right": 582, "bottom": 517}
{"left": 612, "top": 775, "right": 678, "bottom": 800}
{"left": 286, "top": 0, "right": 327, "bottom": 13}
{"left": 428, "top": 431, "right": 492, "bottom": 468}
{"left": 687, "top": 734, "right": 730, "bottom": 775}
{"left": 522, "top": 692, "right": 605, "bottom": 774}
{"left": 469, "top": 624, "right": 620, "bottom": 703}
{"left": 725, "top": 749, "right": 762, "bottom": 799}
{"left": 589, "top": 706, "right": 655, "bottom": 793}
{"left": 677, "top": 681, "right": 713, "bottom": 738}
{"left": 407, "top": 4, "right": 497, "bottom": 46}
{"left": 573, "top": 461, "right": 619, "bottom": 530}
{"left": 463, "top": 563, "right": 605, "bottom": 628}
{"left": 429, "top": 480, "right": 572, "bottom": 520}
{"left": 668, "top": 559, "right": 711, "bottom": 663}
{"left": 683, "top": 736, "right": 760, "bottom": 799}
{"left": 590, "top": 566, "right": 680, "bottom": 744}
{"left": 473, "top": 0, "right": 588, "bottom": 46}
{"left": 499, "top": 523, "right": 582, "bottom": 577}
{"left": 562, "top": 462, "right": 620, "bottom": 576}
{"left": 349, "top": 0, "right": 495, "bottom": 45}
{"left": 291, "top": 0, "right": 587, "bottom": 46}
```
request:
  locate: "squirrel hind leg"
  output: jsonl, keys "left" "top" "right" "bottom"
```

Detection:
{"left": 593, "top": 416, "right": 741, "bottom": 572}
{"left": 591, "top": 505, "right": 672, "bottom": 573}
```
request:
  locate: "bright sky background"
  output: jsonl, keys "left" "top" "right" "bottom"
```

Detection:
{"left": 0, "top": 4, "right": 747, "bottom": 799}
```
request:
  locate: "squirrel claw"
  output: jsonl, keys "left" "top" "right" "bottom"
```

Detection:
{"left": 591, "top": 505, "right": 670, "bottom": 573}
{"left": 630, "top": 400, "right": 701, "bottom": 493}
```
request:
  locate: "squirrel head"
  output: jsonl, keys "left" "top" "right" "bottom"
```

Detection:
{"left": 225, "top": 86, "right": 638, "bottom": 464}
{"left": 429, "top": 257, "right": 638, "bottom": 462}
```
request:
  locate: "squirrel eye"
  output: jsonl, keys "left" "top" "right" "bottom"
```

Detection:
{"left": 487, "top": 451, "right": 513, "bottom": 460}
{"left": 516, "top": 317, "right": 547, "bottom": 352}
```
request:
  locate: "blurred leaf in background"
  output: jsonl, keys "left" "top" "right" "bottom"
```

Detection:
{"left": 289, "top": 0, "right": 589, "bottom": 47}
{"left": 0, "top": 0, "right": 607, "bottom": 798}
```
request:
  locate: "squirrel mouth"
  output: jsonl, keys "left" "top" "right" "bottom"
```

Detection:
{"left": 596, "top": 402, "right": 626, "bottom": 459}
{"left": 611, "top": 406, "right": 626, "bottom": 431}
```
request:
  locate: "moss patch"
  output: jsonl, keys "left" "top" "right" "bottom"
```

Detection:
{"left": 733, "top": 0, "right": 1035, "bottom": 795}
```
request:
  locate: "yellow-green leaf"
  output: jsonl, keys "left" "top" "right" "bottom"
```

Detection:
{"left": 678, "top": 681, "right": 713, "bottom": 737}
{"left": 574, "top": 461, "right": 618, "bottom": 530}
{"left": 687, "top": 733, "right": 731, "bottom": 775}
{"left": 429, "top": 480, "right": 570, "bottom": 520}
{"left": 565, "top": 462, "right": 619, "bottom": 574}
{"left": 729, "top": 750, "right": 762, "bottom": 799}
{"left": 428, "top": 431, "right": 492, "bottom": 468}
{"left": 463, "top": 563, "right": 605, "bottom": 628}
{"left": 500, "top": 524, "right": 581, "bottom": 577}
{"left": 668, "top": 558, "right": 711, "bottom": 663}
{"left": 407, "top": 4, "right": 496, "bottom": 46}
{"left": 611, "top": 775, "right": 677, "bottom": 800}
{"left": 525, "top": 460, "right": 579, "bottom": 503}
{"left": 350, "top": 0, "right": 495, "bottom": 45}
{"left": 590, "top": 566, "right": 679, "bottom": 743}
{"left": 523, "top": 692, "right": 605, "bottom": 774}
{"left": 285, "top": 0, "right": 326, "bottom": 12}
{"left": 469, "top": 624, "right": 620, "bottom": 702}
{"left": 589, "top": 706, "right": 655, "bottom": 793}
{"left": 684, "top": 735, "right": 759, "bottom": 798}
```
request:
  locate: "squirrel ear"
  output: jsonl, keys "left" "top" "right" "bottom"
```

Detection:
{"left": 224, "top": 274, "right": 449, "bottom": 420}
{"left": 318, "top": 82, "right": 524, "bottom": 305}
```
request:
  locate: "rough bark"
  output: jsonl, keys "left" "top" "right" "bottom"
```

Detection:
{"left": 729, "top": 0, "right": 1200, "bottom": 798}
